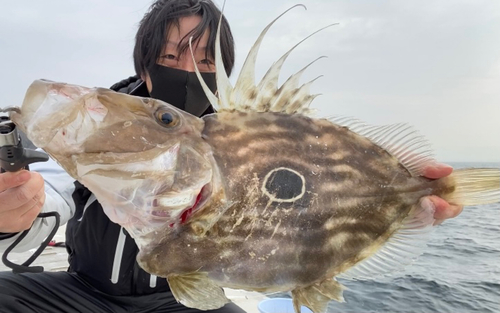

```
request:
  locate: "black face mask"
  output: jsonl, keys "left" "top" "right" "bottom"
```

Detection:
{"left": 148, "top": 64, "right": 217, "bottom": 117}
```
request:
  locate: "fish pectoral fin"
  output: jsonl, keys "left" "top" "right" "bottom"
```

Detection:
{"left": 167, "top": 272, "right": 230, "bottom": 310}
{"left": 291, "top": 278, "right": 345, "bottom": 313}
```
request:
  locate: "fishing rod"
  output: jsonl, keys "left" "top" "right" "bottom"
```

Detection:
{"left": 0, "top": 108, "right": 60, "bottom": 273}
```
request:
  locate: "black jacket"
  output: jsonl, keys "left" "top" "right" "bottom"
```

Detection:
{"left": 66, "top": 76, "right": 214, "bottom": 295}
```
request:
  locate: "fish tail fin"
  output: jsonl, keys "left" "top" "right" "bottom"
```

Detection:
{"left": 441, "top": 168, "right": 500, "bottom": 206}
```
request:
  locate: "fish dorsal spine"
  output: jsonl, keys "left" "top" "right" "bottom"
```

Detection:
{"left": 190, "top": 4, "right": 336, "bottom": 116}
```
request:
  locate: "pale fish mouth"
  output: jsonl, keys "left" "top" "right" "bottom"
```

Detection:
{"left": 151, "top": 183, "right": 212, "bottom": 226}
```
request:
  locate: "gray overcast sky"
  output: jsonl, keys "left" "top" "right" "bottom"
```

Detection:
{"left": 1, "top": 0, "right": 499, "bottom": 162}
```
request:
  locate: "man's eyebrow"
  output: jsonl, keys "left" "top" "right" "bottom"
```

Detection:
{"left": 166, "top": 40, "right": 207, "bottom": 51}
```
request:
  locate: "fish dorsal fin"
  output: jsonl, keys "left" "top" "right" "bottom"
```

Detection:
{"left": 213, "top": 1, "right": 233, "bottom": 111}
{"left": 193, "top": 5, "right": 335, "bottom": 115}
{"left": 330, "top": 117, "right": 436, "bottom": 176}
{"left": 270, "top": 57, "right": 325, "bottom": 114}
{"left": 337, "top": 201, "right": 435, "bottom": 281}
{"left": 190, "top": 36, "right": 220, "bottom": 109}
{"left": 232, "top": 4, "right": 307, "bottom": 111}
{"left": 253, "top": 23, "right": 334, "bottom": 113}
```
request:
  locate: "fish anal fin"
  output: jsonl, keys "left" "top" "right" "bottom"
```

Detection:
{"left": 338, "top": 201, "right": 435, "bottom": 281}
{"left": 291, "top": 278, "right": 345, "bottom": 313}
{"left": 167, "top": 272, "right": 229, "bottom": 310}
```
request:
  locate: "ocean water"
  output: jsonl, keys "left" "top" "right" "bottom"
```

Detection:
{"left": 276, "top": 162, "right": 500, "bottom": 313}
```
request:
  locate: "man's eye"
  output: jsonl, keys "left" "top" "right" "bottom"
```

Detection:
{"left": 198, "top": 59, "right": 214, "bottom": 65}
{"left": 161, "top": 54, "right": 177, "bottom": 60}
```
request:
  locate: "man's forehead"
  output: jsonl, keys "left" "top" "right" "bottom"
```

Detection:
{"left": 166, "top": 17, "right": 209, "bottom": 39}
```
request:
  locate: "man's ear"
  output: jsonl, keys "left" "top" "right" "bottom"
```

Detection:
{"left": 141, "top": 73, "right": 153, "bottom": 93}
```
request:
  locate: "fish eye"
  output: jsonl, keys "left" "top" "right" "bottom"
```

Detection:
{"left": 155, "top": 110, "right": 179, "bottom": 128}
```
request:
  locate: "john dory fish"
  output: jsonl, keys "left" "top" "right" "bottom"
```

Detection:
{"left": 10, "top": 6, "right": 500, "bottom": 313}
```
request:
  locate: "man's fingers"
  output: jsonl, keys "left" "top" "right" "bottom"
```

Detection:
{"left": 0, "top": 172, "right": 45, "bottom": 212}
{"left": 18, "top": 194, "right": 45, "bottom": 230}
{"left": 0, "top": 200, "right": 44, "bottom": 233}
{"left": 0, "top": 171, "right": 46, "bottom": 233}
{"left": 422, "top": 163, "right": 453, "bottom": 179}
{"left": 0, "top": 186, "right": 45, "bottom": 232}
{"left": 19, "top": 187, "right": 46, "bottom": 217}
{"left": 424, "top": 195, "right": 464, "bottom": 225}
{"left": 420, "top": 163, "right": 463, "bottom": 225}
{"left": 0, "top": 170, "right": 31, "bottom": 192}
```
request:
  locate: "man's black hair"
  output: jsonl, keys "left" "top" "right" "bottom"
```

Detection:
{"left": 134, "top": 0, "right": 235, "bottom": 77}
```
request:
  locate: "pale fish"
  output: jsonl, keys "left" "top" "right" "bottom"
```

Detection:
{"left": 10, "top": 6, "right": 500, "bottom": 313}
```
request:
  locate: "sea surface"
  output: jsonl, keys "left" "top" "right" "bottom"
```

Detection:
{"left": 277, "top": 162, "right": 500, "bottom": 313}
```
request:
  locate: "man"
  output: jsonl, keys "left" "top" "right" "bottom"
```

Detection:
{"left": 0, "top": 0, "right": 462, "bottom": 312}
{"left": 0, "top": 1, "right": 244, "bottom": 312}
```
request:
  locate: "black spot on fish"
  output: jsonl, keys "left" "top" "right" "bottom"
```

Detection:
{"left": 263, "top": 168, "right": 305, "bottom": 201}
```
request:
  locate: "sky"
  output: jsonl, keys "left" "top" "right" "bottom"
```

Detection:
{"left": 1, "top": 0, "right": 499, "bottom": 162}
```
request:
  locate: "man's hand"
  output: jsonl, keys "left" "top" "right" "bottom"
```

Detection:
{"left": 422, "top": 163, "right": 464, "bottom": 225}
{"left": 0, "top": 170, "right": 45, "bottom": 233}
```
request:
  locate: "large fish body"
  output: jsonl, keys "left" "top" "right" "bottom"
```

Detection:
{"left": 10, "top": 8, "right": 500, "bottom": 313}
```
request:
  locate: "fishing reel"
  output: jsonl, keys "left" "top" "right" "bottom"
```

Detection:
{"left": 0, "top": 107, "right": 60, "bottom": 273}
{"left": 0, "top": 108, "right": 49, "bottom": 172}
